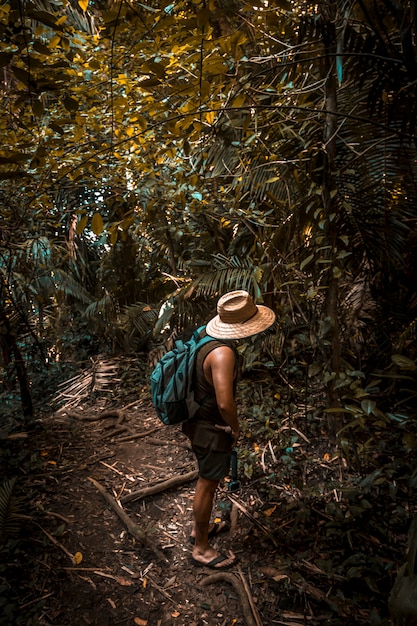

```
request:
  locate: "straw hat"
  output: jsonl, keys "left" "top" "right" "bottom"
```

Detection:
{"left": 206, "top": 290, "right": 276, "bottom": 339}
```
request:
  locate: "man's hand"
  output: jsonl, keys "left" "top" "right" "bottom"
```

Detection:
{"left": 215, "top": 424, "right": 240, "bottom": 446}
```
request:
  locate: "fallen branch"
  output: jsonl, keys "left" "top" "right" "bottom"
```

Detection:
{"left": 117, "top": 426, "right": 162, "bottom": 442}
{"left": 37, "top": 524, "right": 75, "bottom": 563}
{"left": 66, "top": 409, "right": 126, "bottom": 424}
{"left": 43, "top": 510, "right": 73, "bottom": 525}
{"left": 120, "top": 469, "right": 198, "bottom": 504}
{"left": 201, "top": 572, "right": 259, "bottom": 626}
{"left": 237, "top": 565, "right": 263, "bottom": 626}
{"left": 87, "top": 477, "right": 168, "bottom": 563}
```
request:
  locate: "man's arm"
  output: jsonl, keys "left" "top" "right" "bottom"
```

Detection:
{"left": 205, "top": 345, "right": 240, "bottom": 445}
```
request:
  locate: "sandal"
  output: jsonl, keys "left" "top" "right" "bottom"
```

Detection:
{"left": 189, "top": 521, "right": 230, "bottom": 545}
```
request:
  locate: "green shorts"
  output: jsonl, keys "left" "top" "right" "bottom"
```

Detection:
{"left": 192, "top": 444, "right": 232, "bottom": 481}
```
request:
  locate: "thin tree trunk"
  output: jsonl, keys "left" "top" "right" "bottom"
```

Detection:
{"left": 0, "top": 290, "right": 33, "bottom": 420}
{"left": 321, "top": 5, "right": 343, "bottom": 437}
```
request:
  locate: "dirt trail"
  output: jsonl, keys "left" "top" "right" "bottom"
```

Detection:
{"left": 25, "top": 399, "right": 282, "bottom": 626}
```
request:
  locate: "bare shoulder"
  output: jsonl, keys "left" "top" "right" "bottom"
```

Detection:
{"left": 206, "top": 343, "right": 235, "bottom": 364}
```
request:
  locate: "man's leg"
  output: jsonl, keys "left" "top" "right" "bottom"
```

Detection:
{"left": 191, "top": 476, "right": 236, "bottom": 567}
{"left": 193, "top": 476, "right": 219, "bottom": 551}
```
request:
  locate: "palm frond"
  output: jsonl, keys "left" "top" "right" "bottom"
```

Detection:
{"left": 53, "top": 357, "right": 121, "bottom": 410}
{"left": 52, "top": 269, "right": 93, "bottom": 305}
{"left": 84, "top": 294, "right": 117, "bottom": 325}
{"left": 120, "top": 303, "right": 159, "bottom": 350}
{"left": 0, "top": 478, "right": 22, "bottom": 545}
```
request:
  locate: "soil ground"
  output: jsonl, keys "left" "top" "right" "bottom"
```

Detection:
{"left": 2, "top": 363, "right": 411, "bottom": 626}
{"left": 18, "top": 398, "right": 286, "bottom": 626}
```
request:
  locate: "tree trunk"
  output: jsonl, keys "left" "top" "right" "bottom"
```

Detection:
{"left": 0, "top": 293, "right": 33, "bottom": 420}
{"left": 320, "top": 4, "right": 343, "bottom": 437}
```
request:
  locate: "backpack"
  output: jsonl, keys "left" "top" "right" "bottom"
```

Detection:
{"left": 150, "top": 325, "right": 217, "bottom": 425}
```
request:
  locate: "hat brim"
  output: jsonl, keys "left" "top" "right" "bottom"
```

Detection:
{"left": 206, "top": 306, "right": 276, "bottom": 339}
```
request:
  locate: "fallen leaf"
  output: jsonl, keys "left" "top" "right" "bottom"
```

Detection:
{"left": 73, "top": 552, "right": 83, "bottom": 565}
{"left": 264, "top": 505, "right": 276, "bottom": 517}
{"left": 115, "top": 576, "right": 133, "bottom": 586}
{"left": 171, "top": 611, "right": 180, "bottom": 618}
{"left": 260, "top": 566, "right": 289, "bottom": 582}
{"left": 133, "top": 619, "right": 147, "bottom": 626}
{"left": 164, "top": 576, "right": 176, "bottom": 588}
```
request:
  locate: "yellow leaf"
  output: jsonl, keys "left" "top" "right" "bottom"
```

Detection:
{"left": 49, "top": 35, "right": 61, "bottom": 49}
{"left": 74, "top": 552, "right": 83, "bottom": 564}
{"left": 78, "top": 0, "right": 88, "bottom": 11}
{"left": 91, "top": 213, "right": 104, "bottom": 236}
{"left": 205, "top": 111, "right": 215, "bottom": 125}
{"left": 74, "top": 126, "right": 84, "bottom": 142}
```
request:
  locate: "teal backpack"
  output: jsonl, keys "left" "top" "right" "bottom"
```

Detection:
{"left": 150, "top": 326, "right": 216, "bottom": 425}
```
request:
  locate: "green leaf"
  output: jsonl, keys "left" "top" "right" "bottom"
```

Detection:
{"left": 63, "top": 96, "right": 79, "bottom": 112}
{"left": 76, "top": 215, "right": 89, "bottom": 235}
{"left": 32, "top": 98, "right": 45, "bottom": 118}
{"left": 361, "top": 399, "right": 376, "bottom": 415}
{"left": 91, "top": 213, "right": 104, "bottom": 235}
{"left": 300, "top": 254, "right": 314, "bottom": 271}
{"left": 391, "top": 354, "right": 417, "bottom": 371}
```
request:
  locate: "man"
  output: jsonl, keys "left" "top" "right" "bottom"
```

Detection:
{"left": 182, "top": 290, "right": 276, "bottom": 570}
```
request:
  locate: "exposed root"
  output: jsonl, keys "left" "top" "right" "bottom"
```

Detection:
{"left": 201, "top": 572, "right": 260, "bottom": 626}
{"left": 87, "top": 477, "right": 168, "bottom": 563}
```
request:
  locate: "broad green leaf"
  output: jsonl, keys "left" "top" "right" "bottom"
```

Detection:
{"left": 63, "top": 96, "right": 79, "bottom": 112}
{"left": 32, "top": 98, "right": 44, "bottom": 118}
{"left": 232, "top": 94, "right": 246, "bottom": 108}
{"left": 391, "top": 354, "right": 417, "bottom": 371}
{"left": 0, "top": 152, "right": 27, "bottom": 164}
{"left": 300, "top": 254, "right": 313, "bottom": 271}
{"left": 91, "top": 213, "right": 104, "bottom": 236}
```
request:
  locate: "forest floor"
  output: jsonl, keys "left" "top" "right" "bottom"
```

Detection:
{"left": 1, "top": 358, "right": 414, "bottom": 626}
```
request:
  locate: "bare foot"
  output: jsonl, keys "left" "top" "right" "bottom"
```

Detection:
{"left": 191, "top": 548, "right": 238, "bottom": 570}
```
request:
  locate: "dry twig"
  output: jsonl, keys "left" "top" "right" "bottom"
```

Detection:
{"left": 120, "top": 469, "right": 198, "bottom": 504}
